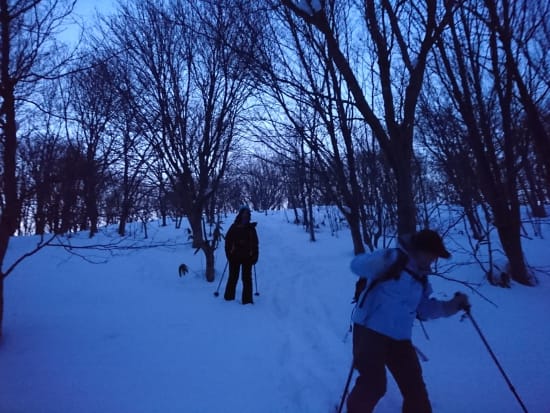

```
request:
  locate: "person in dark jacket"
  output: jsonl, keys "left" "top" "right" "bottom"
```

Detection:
{"left": 346, "top": 229, "right": 470, "bottom": 413}
{"left": 224, "top": 206, "right": 259, "bottom": 304}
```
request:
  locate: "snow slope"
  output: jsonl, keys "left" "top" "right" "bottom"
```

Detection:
{"left": 1, "top": 209, "right": 549, "bottom": 412}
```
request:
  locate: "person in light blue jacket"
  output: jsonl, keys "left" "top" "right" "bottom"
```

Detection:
{"left": 346, "top": 229, "right": 469, "bottom": 413}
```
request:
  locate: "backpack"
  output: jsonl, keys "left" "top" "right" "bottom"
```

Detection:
{"left": 352, "top": 248, "right": 409, "bottom": 305}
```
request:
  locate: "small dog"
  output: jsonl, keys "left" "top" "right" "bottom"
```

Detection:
{"left": 178, "top": 263, "right": 189, "bottom": 277}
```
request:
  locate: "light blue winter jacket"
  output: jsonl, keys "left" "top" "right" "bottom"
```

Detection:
{"left": 350, "top": 245, "right": 455, "bottom": 341}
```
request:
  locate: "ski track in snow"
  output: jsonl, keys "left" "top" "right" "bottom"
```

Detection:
{"left": 255, "top": 215, "right": 346, "bottom": 412}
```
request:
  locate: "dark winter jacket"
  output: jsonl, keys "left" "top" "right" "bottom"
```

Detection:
{"left": 224, "top": 222, "right": 259, "bottom": 265}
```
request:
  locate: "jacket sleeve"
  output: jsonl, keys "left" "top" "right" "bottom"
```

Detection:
{"left": 251, "top": 227, "right": 259, "bottom": 263}
{"left": 416, "top": 283, "right": 460, "bottom": 320}
{"left": 224, "top": 226, "right": 234, "bottom": 259}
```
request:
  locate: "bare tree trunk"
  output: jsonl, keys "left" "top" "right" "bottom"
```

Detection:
{"left": 118, "top": 198, "right": 131, "bottom": 236}
{"left": 0, "top": 0, "right": 20, "bottom": 337}
{"left": 347, "top": 210, "right": 366, "bottom": 255}
{"left": 520, "top": 171, "right": 547, "bottom": 219}
{"left": 85, "top": 194, "right": 98, "bottom": 237}
{"left": 0, "top": 273, "right": 4, "bottom": 338}
{"left": 186, "top": 210, "right": 216, "bottom": 282}
{"left": 307, "top": 195, "right": 315, "bottom": 242}
{"left": 394, "top": 145, "right": 416, "bottom": 235}
{"left": 464, "top": 204, "right": 484, "bottom": 241}
{"left": 203, "top": 243, "right": 215, "bottom": 283}
{"left": 188, "top": 211, "right": 204, "bottom": 250}
{"left": 493, "top": 202, "right": 530, "bottom": 284}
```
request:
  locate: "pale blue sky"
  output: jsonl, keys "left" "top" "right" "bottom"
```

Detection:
{"left": 73, "top": 0, "right": 115, "bottom": 18}
{"left": 60, "top": 0, "right": 116, "bottom": 45}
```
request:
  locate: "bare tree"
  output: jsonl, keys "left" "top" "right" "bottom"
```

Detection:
{"left": 416, "top": 99, "right": 486, "bottom": 241}
{"left": 515, "top": 119, "right": 547, "bottom": 219}
{"left": 241, "top": 155, "right": 287, "bottom": 211}
{"left": 0, "top": 0, "right": 76, "bottom": 337}
{"left": 247, "top": 4, "right": 372, "bottom": 252}
{"left": 280, "top": 0, "right": 456, "bottom": 235}
{"left": 354, "top": 134, "right": 399, "bottom": 249}
{"left": 483, "top": 0, "right": 550, "bottom": 190}
{"left": 103, "top": 55, "right": 154, "bottom": 236}
{"left": 19, "top": 131, "right": 65, "bottom": 234}
{"left": 99, "top": 0, "right": 258, "bottom": 281}
{"left": 66, "top": 56, "right": 122, "bottom": 237}
{"left": 431, "top": 1, "right": 536, "bottom": 285}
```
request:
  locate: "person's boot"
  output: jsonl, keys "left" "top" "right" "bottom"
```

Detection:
{"left": 224, "top": 287, "right": 235, "bottom": 301}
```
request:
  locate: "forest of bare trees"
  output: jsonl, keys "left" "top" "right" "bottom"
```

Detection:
{"left": 1, "top": 0, "right": 549, "bottom": 335}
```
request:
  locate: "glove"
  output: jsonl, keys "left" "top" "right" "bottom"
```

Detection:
{"left": 450, "top": 292, "right": 470, "bottom": 313}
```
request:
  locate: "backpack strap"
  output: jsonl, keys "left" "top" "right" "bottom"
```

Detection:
{"left": 402, "top": 266, "right": 430, "bottom": 337}
{"left": 357, "top": 248, "right": 409, "bottom": 308}
{"left": 402, "top": 266, "right": 428, "bottom": 288}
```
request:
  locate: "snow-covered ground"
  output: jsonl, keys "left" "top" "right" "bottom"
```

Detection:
{"left": 1, "top": 209, "right": 549, "bottom": 412}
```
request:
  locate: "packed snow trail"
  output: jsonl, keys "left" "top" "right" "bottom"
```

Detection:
{"left": 249, "top": 213, "right": 353, "bottom": 411}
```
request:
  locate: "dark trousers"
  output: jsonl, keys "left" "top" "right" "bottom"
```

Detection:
{"left": 224, "top": 261, "right": 253, "bottom": 303}
{"left": 346, "top": 324, "right": 432, "bottom": 413}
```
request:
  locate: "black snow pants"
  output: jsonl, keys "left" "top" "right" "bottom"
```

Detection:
{"left": 224, "top": 261, "right": 253, "bottom": 304}
{"left": 346, "top": 324, "right": 432, "bottom": 413}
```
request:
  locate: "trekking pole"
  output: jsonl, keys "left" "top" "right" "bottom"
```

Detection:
{"left": 253, "top": 265, "right": 260, "bottom": 296}
{"left": 465, "top": 308, "right": 529, "bottom": 413}
{"left": 213, "top": 261, "right": 229, "bottom": 297}
{"left": 337, "top": 359, "right": 354, "bottom": 413}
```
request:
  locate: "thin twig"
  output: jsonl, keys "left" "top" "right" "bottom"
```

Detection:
{"left": 431, "top": 272, "right": 498, "bottom": 308}
{"left": 3, "top": 234, "right": 58, "bottom": 278}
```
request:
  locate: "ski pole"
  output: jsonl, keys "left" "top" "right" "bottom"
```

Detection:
{"left": 213, "top": 261, "right": 229, "bottom": 297}
{"left": 337, "top": 359, "right": 354, "bottom": 413}
{"left": 465, "top": 309, "right": 529, "bottom": 413}
{"left": 253, "top": 265, "right": 260, "bottom": 296}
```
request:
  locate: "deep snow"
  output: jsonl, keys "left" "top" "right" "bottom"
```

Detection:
{"left": 1, "top": 208, "right": 549, "bottom": 412}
